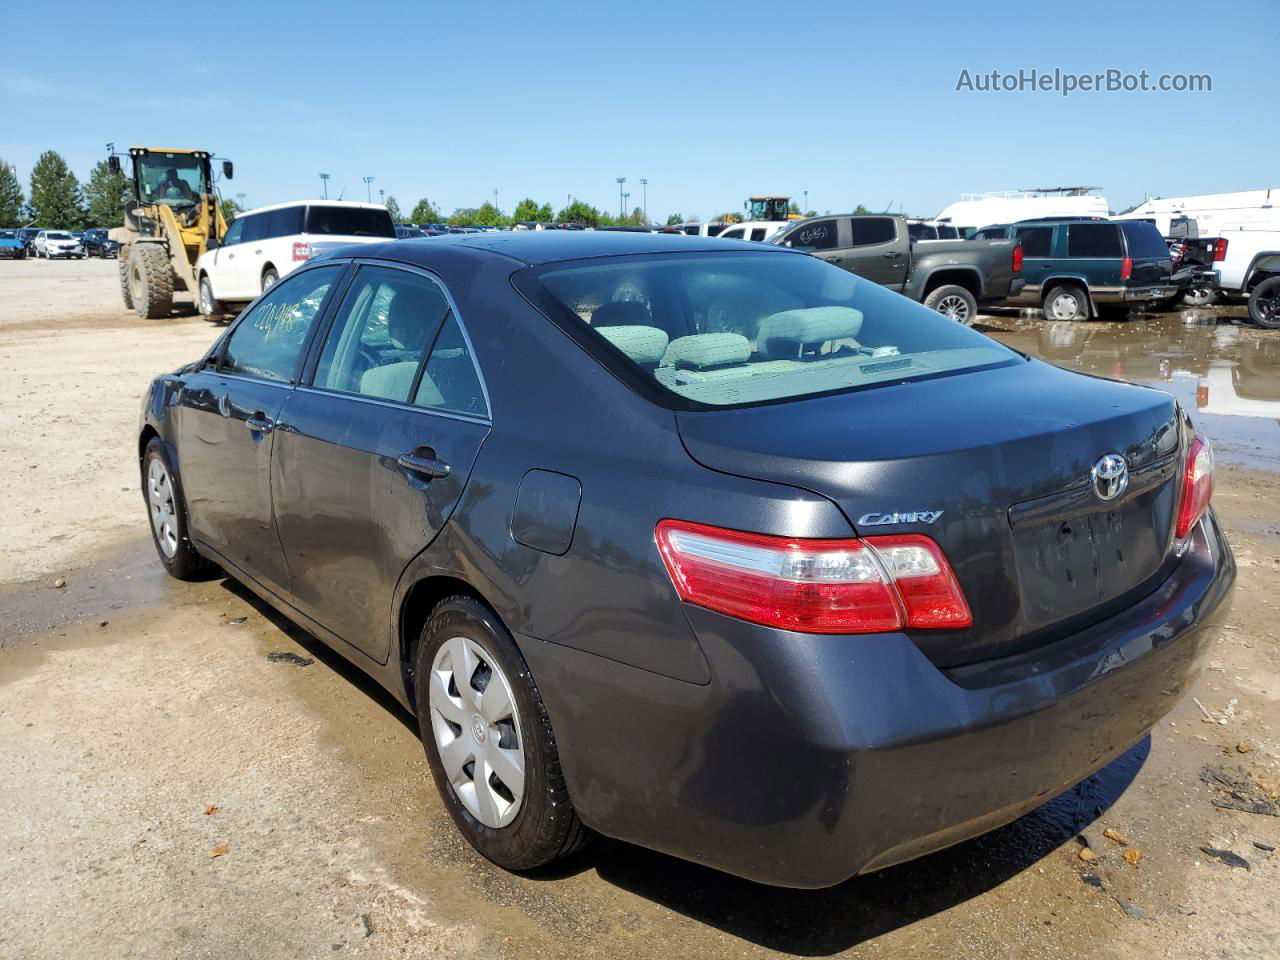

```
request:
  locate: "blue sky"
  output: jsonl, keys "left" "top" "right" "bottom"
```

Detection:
{"left": 1, "top": 0, "right": 1273, "bottom": 221}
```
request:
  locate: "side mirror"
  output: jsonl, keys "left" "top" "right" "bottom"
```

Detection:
{"left": 108, "top": 155, "right": 121, "bottom": 175}
{"left": 205, "top": 237, "right": 221, "bottom": 250}
{"left": 222, "top": 160, "right": 234, "bottom": 180}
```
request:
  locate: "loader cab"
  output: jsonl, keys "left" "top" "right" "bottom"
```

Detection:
{"left": 746, "top": 196, "right": 791, "bottom": 222}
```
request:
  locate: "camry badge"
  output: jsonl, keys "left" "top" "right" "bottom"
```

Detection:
{"left": 1091, "top": 453, "right": 1129, "bottom": 502}
{"left": 858, "top": 511, "right": 944, "bottom": 526}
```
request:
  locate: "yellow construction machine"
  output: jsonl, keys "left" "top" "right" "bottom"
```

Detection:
{"left": 108, "top": 147, "right": 233, "bottom": 318}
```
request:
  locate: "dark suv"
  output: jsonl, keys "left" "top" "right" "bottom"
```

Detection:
{"left": 991, "top": 218, "right": 1178, "bottom": 320}
{"left": 82, "top": 228, "right": 119, "bottom": 258}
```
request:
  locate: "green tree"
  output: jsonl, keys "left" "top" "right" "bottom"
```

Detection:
{"left": 448, "top": 207, "right": 477, "bottom": 226}
{"left": 471, "top": 201, "right": 507, "bottom": 227}
{"left": 410, "top": 197, "right": 442, "bottom": 223}
{"left": 666, "top": 212, "right": 683, "bottom": 226}
{"left": 512, "top": 197, "right": 543, "bottom": 222}
{"left": 82, "top": 160, "right": 131, "bottom": 228}
{"left": 625, "top": 206, "right": 646, "bottom": 226}
{"left": 220, "top": 197, "right": 241, "bottom": 223}
{"left": 0, "top": 158, "right": 23, "bottom": 227}
{"left": 28, "top": 151, "right": 85, "bottom": 228}
{"left": 384, "top": 195, "right": 403, "bottom": 222}
{"left": 557, "top": 200, "right": 601, "bottom": 227}
{"left": 853, "top": 204, "right": 869, "bottom": 215}
{"left": 536, "top": 202, "right": 554, "bottom": 221}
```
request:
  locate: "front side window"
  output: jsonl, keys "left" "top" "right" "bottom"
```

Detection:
{"left": 221, "top": 218, "right": 244, "bottom": 246}
{"left": 783, "top": 220, "right": 838, "bottom": 251}
{"left": 220, "top": 265, "right": 339, "bottom": 382}
{"left": 521, "top": 252, "right": 1015, "bottom": 409}
{"left": 720, "top": 227, "right": 744, "bottom": 240}
{"left": 848, "top": 217, "right": 897, "bottom": 247}
{"left": 1014, "top": 225, "right": 1053, "bottom": 257}
{"left": 313, "top": 266, "right": 450, "bottom": 402}
{"left": 1067, "top": 223, "right": 1123, "bottom": 258}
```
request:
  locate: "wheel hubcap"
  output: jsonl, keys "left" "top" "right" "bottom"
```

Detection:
{"left": 1049, "top": 294, "right": 1078, "bottom": 320}
{"left": 147, "top": 458, "right": 179, "bottom": 558}
{"left": 937, "top": 295, "right": 970, "bottom": 322}
{"left": 428, "top": 636, "right": 525, "bottom": 828}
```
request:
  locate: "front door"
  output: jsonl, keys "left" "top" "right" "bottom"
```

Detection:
{"left": 175, "top": 263, "right": 345, "bottom": 595}
{"left": 272, "top": 263, "right": 491, "bottom": 661}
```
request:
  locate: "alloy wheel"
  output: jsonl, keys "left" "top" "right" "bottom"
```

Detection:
{"left": 428, "top": 635, "right": 526, "bottom": 828}
{"left": 936, "top": 294, "right": 971, "bottom": 323}
{"left": 147, "top": 458, "right": 179, "bottom": 558}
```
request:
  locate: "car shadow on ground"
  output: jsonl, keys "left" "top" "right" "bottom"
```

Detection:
{"left": 217, "top": 574, "right": 1149, "bottom": 956}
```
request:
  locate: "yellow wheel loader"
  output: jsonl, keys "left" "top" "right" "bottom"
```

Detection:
{"left": 107, "top": 147, "right": 233, "bottom": 318}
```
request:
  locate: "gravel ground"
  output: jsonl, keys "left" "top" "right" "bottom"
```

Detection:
{"left": 0, "top": 259, "right": 1277, "bottom": 959}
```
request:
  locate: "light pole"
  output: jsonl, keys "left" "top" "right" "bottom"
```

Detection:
{"left": 616, "top": 177, "right": 626, "bottom": 219}
{"left": 363, "top": 176, "right": 374, "bottom": 203}
{"left": 235, "top": 192, "right": 246, "bottom": 211}
{"left": 803, "top": 190, "right": 808, "bottom": 214}
{"left": 379, "top": 188, "right": 385, "bottom": 208}
{"left": 320, "top": 173, "right": 330, "bottom": 199}
{"left": 640, "top": 178, "right": 648, "bottom": 223}
{"left": 623, "top": 193, "right": 630, "bottom": 221}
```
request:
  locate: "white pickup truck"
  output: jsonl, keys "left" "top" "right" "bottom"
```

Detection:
{"left": 1213, "top": 228, "right": 1280, "bottom": 327}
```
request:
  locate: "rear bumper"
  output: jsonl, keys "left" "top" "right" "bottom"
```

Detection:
{"left": 528, "top": 510, "right": 1234, "bottom": 888}
{"left": 1123, "top": 284, "right": 1179, "bottom": 301}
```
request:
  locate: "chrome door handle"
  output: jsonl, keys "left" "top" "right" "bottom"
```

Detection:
{"left": 245, "top": 415, "right": 274, "bottom": 433}
{"left": 397, "top": 453, "right": 451, "bottom": 479}
{"left": 881, "top": 251, "right": 901, "bottom": 258}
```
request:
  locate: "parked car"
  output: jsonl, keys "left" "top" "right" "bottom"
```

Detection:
{"left": 34, "top": 230, "right": 85, "bottom": 259}
{"left": 81, "top": 227, "right": 120, "bottom": 259}
{"left": 16, "top": 227, "right": 41, "bottom": 256}
{"left": 0, "top": 228, "right": 26, "bottom": 259}
{"left": 1204, "top": 228, "right": 1280, "bottom": 328}
{"left": 715, "top": 220, "right": 787, "bottom": 242}
{"left": 194, "top": 201, "right": 396, "bottom": 317}
{"left": 138, "top": 231, "right": 1233, "bottom": 889}
{"left": 1164, "top": 218, "right": 1226, "bottom": 307}
{"left": 906, "top": 219, "right": 961, "bottom": 241}
{"left": 395, "top": 224, "right": 425, "bottom": 239}
{"left": 996, "top": 218, "right": 1180, "bottom": 320}
{"left": 770, "top": 213, "right": 1024, "bottom": 323}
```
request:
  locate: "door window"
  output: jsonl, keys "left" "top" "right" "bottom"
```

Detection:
{"left": 221, "top": 218, "right": 244, "bottom": 246}
{"left": 749, "top": 227, "right": 767, "bottom": 242}
{"left": 240, "top": 213, "right": 268, "bottom": 245}
{"left": 313, "top": 266, "right": 451, "bottom": 402}
{"left": 1067, "top": 223, "right": 1123, "bottom": 258}
{"left": 219, "top": 265, "right": 340, "bottom": 382}
{"left": 848, "top": 218, "right": 897, "bottom": 247}
{"left": 719, "top": 227, "right": 744, "bottom": 240}
{"left": 415, "top": 313, "right": 489, "bottom": 417}
{"left": 1013, "top": 225, "right": 1054, "bottom": 257}
{"left": 265, "top": 205, "right": 304, "bottom": 238}
{"left": 785, "top": 219, "right": 838, "bottom": 251}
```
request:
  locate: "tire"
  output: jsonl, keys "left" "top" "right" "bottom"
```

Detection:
{"left": 118, "top": 248, "right": 135, "bottom": 310}
{"left": 923, "top": 284, "right": 978, "bottom": 325}
{"left": 1043, "top": 284, "right": 1090, "bottom": 321}
{"left": 128, "top": 244, "right": 174, "bottom": 318}
{"left": 141, "top": 437, "right": 216, "bottom": 580}
{"left": 198, "top": 275, "right": 224, "bottom": 319}
{"left": 415, "top": 596, "right": 590, "bottom": 872}
{"left": 1180, "top": 282, "right": 1217, "bottom": 308}
{"left": 261, "top": 267, "right": 279, "bottom": 292}
{"left": 1248, "top": 276, "right": 1280, "bottom": 329}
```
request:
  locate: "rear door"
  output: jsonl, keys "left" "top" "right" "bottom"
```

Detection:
{"left": 272, "top": 262, "right": 491, "bottom": 662}
{"left": 843, "top": 217, "right": 908, "bottom": 289}
{"left": 1066, "top": 222, "right": 1125, "bottom": 294}
{"left": 174, "top": 263, "right": 345, "bottom": 595}
{"left": 1011, "top": 224, "right": 1056, "bottom": 300}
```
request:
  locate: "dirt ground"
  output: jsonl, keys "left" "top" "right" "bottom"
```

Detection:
{"left": 1, "top": 259, "right": 1277, "bottom": 959}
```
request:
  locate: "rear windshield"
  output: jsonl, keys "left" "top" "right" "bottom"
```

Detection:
{"left": 519, "top": 252, "right": 1016, "bottom": 409}
{"left": 1121, "top": 221, "right": 1172, "bottom": 259}
{"left": 304, "top": 206, "right": 396, "bottom": 238}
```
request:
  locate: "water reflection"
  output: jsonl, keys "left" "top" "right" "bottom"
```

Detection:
{"left": 985, "top": 308, "right": 1280, "bottom": 472}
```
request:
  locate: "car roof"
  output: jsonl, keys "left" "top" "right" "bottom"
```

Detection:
{"left": 347, "top": 230, "right": 791, "bottom": 266}
{"left": 236, "top": 199, "right": 388, "bottom": 217}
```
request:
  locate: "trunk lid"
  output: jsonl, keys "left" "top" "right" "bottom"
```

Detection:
{"left": 676, "top": 359, "right": 1182, "bottom": 666}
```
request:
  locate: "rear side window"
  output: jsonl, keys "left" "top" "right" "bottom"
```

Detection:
{"left": 521, "top": 253, "right": 1016, "bottom": 409}
{"left": 220, "top": 266, "right": 339, "bottom": 382}
{"left": 1014, "top": 225, "right": 1053, "bottom": 257}
{"left": 415, "top": 313, "right": 489, "bottom": 417}
{"left": 972, "top": 226, "right": 1007, "bottom": 240}
{"left": 784, "top": 220, "right": 838, "bottom": 251}
{"left": 240, "top": 213, "right": 268, "bottom": 244}
{"left": 265, "top": 205, "right": 304, "bottom": 238}
{"left": 305, "top": 206, "right": 396, "bottom": 238}
{"left": 1067, "top": 223, "right": 1123, "bottom": 258}
{"left": 849, "top": 218, "right": 897, "bottom": 247}
{"left": 1121, "top": 221, "right": 1173, "bottom": 259}
{"left": 750, "top": 227, "right": 767, "bottom": 242}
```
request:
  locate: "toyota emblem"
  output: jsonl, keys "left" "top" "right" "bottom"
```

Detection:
{"left": 1091, "top": 453, "right": 1129, "bottom": 501}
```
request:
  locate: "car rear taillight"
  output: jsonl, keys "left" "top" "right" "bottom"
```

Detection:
{"left": 654, "top": 520, "right": 972, "bottom": 634}
{"left": 1174, "top": 435, "right": 1214, "bottom": 539}
{"left": 1120, "top": 256, "right": 1133, "bottom": 281}
{"left": 292, "top": 242, "right": 311, "bottom": 262}
{"left": 1213, "top": 237, "right": 1228, "bottom": 262}
{"left": 1011, "top": 244, "right": 1023, "bottom": 274}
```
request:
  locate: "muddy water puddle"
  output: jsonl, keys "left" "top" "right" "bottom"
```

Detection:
{"left": 987, "top": 308, "right": 1280, "bottom": 472}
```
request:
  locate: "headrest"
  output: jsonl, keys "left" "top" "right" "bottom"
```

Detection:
{"left": 592, "top": 300, "right": 653, "bottom": 327}
{"left": 661, "top": 333, "right": 752, "bottom": 370}
{"left": 757, "top": 306, "right": 864, "bottom": 359}
{"left": 596, "top": 325, "right": 670, "bottom": 366}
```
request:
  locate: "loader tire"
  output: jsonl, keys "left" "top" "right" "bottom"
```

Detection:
{"left": 129, "top": 244, "right": 174, "bottom": 319}
{"left": 118, "top": 247, "right": 134, "bottom": 310}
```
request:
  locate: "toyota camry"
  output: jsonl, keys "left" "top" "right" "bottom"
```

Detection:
{"left": 137, "top": 232, "right": 1234, "bottom": 888}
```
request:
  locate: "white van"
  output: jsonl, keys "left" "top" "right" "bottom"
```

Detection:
{"left": 196, "top": 200, "right": 395, "bottom": 316}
